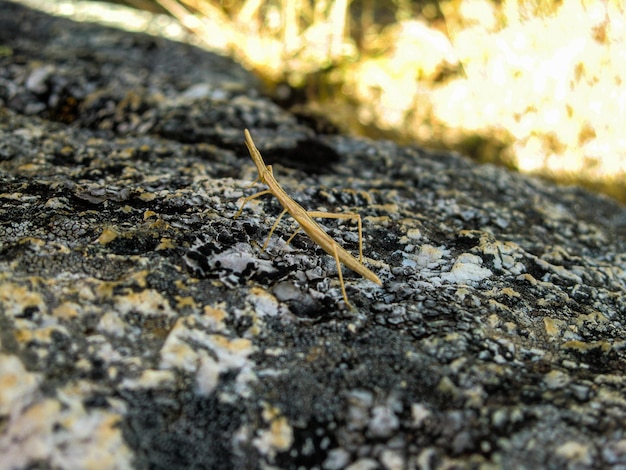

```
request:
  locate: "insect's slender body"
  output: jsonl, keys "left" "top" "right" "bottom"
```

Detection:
{"left": 235, "top": 129, "right": 382, "bottom": 308}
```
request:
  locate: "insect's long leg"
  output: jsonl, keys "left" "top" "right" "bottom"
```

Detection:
{"left": 306, "top": 211, "right": 364, "bottom": 263}
{"left": 233, "top": 189, "right": 272, "bottom": 219}
{"left": 285, "top": 227, "right": 302, "bottom": 245}
{"left": 332, "top": 243, "right": 353, "bottom": 309}
{"left": 245, "top": 176, "right": 261, "bottom": 188}
{"left": 262, "top": 208, "right": 288, "bottom": 250}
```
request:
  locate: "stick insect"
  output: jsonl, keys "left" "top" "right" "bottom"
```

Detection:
{"left": 234, "top": 129, "right": 382, "bottom": 309}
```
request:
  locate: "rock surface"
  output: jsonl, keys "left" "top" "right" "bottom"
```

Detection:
{"left": 1, "top": 1, "right": 625, "bottom": 469}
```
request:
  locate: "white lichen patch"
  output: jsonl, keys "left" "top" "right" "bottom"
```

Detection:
{"left": 114, "top": 289, "right": 175, "bottom": 317}
{"left": 323, "top": 448, "right": 351, "bottom": 470}
{"left": 345, "top": 458, "right": 380, "bottom": 470}
{"left": 442, "top": 253, "right": 492, "bottom": 284}
{"left": 252, "top": 416, "right": 293, "bottom": 458}
{"left": 0, "top": 282, "right": 47, "bottom": 317}
{"left": 198, "top": 335, "right": 256, "bottom": 396}
{"left": 252, "top": 403, "right": 294, "bottom": 459}
{"left": 247, "top": 287, "right": 284, "bottom": 317}
{"left": 159, "top": 320, "right": 199, "bottom": 373}
{"left": 92, "top": 341, "right": 141, "bottom": 371}
{"left": 0, "top": 399, "right": 61, "bottom": 467}
{"left": 196, "top": 350, "right": 221, "bottom": 395}
{"left": 544, "top": 317, "right": 567, "bottom": 338}
{"left": 543, "top": 370, "right": 571, "bottom": 390}
{"left": 51, "top": 301, "right": 82, "bottom": 320}
{"left": 368, "top": 405, "right": 400, "bottom": 439}
{"left": 467, "top": 232, "right": 527, "bottom": 275}
{"left": 410, "top": 403, "right": 432, "bottom": 427}
{"left": 13, "top": 323, "right": 71, "bottom": 348}
{"left": 120, "top": 369, "right": 176, "bottom": 390}
{"left": 0, "top": 354, "right": 41, "bottom": 417}
{"left": 272, "top": 281, "right": 302, "bottom": 302}
{"left": 380, "top": 449, "right": 405, "bottom": 470}
{"left": 199, "top": 305, "right": 228, "bottom": 331}
{"left": 97, "top": 311, "right": 128, "bottom": 337}
{"left": 415, "top": 244, "right": 448, "bottom": 268}
{"left": 555, "top": 441, "right": 593, "bottom": 466}
{"left": 159, "top": 316, "right": 256, "bottom": 396}
{"left": 212, "top": 243, "right": 276, "bottom": 287}
{"left": 0, "top": 393, "right": 133, "bottom": 470}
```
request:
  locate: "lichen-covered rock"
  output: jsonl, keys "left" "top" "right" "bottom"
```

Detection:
{"left": 1, "top": 2, "right": 625, "bottom": 469}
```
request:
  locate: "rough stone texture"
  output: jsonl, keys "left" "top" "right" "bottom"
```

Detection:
{"left": 1, "top": 1, "right": 626, "bottom": 469}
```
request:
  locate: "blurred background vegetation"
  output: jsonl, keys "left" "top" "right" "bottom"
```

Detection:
{"left": 25, "top": 0, "right": 626, "bottom": 204}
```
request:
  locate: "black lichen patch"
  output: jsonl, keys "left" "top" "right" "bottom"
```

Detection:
{"left": 268, "top": 138, "right": 341, "bottom": 174}
{"left": 120, "top": 387, "right": 242, "bottom": 470}
{"left": 104, "top": 234, "right": 160, "bottom": 256}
